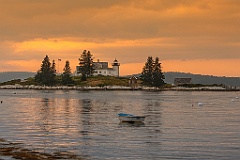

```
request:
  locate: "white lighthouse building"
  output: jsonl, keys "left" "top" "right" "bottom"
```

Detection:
{"left": 93, "top": 59, "right": 120, "bottom": 77}
{"left": 111, "top": 59, "right": 120, "bottom": 77}
{"left": 76, "top": 59, "right": 120, "bottom": 77}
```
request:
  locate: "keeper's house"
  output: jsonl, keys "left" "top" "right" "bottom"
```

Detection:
{"left": 76, "top": 59, "right": 120, "bottom": 77}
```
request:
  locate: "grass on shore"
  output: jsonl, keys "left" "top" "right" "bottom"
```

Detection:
{"left": 0, "top": 75, "right": 132, "bottom": 87}
{"left": 74, "top": 76, "right": 130, "bottom": 87}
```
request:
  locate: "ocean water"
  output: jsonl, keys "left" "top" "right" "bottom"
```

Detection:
{"left": 0, "top": 89, "right": 239, "bottom": 159}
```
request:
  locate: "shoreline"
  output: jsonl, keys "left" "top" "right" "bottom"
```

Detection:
{"left": 0, "top": 138, "right": 84, "bottom": 160}
{"left": 0, "top": 85, "right": 239, "bottom": 91}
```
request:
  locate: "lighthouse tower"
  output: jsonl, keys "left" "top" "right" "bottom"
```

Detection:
{"left": 112, "top": 59, "right": 120, "bottom": 77}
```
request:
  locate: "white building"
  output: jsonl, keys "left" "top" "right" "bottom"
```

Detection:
{"left": 76, "top": 59, "right": 120, "bottom": 77}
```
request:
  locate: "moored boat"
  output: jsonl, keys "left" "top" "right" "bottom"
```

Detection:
{"left": 118, "top": 113, "right": 146, "bottom": 122}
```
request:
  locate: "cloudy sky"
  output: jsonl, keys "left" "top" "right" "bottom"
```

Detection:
{"left": 0, "top": 0, "right": 239, "bottom": 76}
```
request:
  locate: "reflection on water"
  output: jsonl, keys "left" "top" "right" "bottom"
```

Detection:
{"left": 118, "top": 121, "right": 145, "bottom": 127}
{"left": 0, "top": 90, "right": 239, "bottom": 159}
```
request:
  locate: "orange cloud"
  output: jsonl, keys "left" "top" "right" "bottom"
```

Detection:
{"left": 13, "top": 39, "right": 92, "bottom": 53}
{"left": 0, "top": 60, "right": 39, "bottom": 72}
{"left": 119, "top": 59, "right": 240, "bottom": 77}
{"left": 0, "top": 0, "right": 240, "bottom": 77}
{"left": 162, "top": 59, "right": 240, "bottom": 77}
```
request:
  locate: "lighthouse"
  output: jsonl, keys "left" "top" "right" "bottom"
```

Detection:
{"left": 112, "top": 59, "right": 120, "bottom": 77}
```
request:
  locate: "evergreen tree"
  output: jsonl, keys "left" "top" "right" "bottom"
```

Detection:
{"left": 152, "top": 57, "right": 165, "bottom": 87}
{"left": 141, "top": 56, "right": 154, "bottom": 86}
{"left": 35, "top": 55, "right": 56, "bottom": 86}
{"left": 78, "top": 50, "right": 94, "bottom": 80}
{"left": 79, "top": 50, "right": 87, "bottom": 69}
{"left": 141, "top": 56, "right": 165, "bottom": 87}
{"left": 49, "top": 60, "right": 57, "bottom": 85}
{"left": 86, "top": 51, "right": 94, "bottom": 76}
{"left": 62, "top": 60, "right": 73, "bottom": 85}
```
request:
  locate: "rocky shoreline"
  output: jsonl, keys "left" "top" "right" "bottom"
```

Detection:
{"left": 0, "top": 138, "right": 84, "bottom": 160}
{"left": 0, "top": 85, "right": 239, "bottom": 91}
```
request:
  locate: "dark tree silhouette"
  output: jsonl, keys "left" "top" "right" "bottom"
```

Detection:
{"left": 152, "top": 57, "right": 165, "bottom": 87}
{"left": 141, "top": 56, "right": 164, "bottom": 87}
{"left": 35, "top": 55, "right": 56, "bottom": 86}
{"left": 78, "top": 50, "right": 94, "bottom": 80}
{"left": 141, "top": 56, "right": 154, "bottom": 86}
{"left": 62, "top": 60, "right": 73, "bottom": 85}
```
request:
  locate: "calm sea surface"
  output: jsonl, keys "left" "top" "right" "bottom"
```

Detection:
{"left": 0, "top": 89, "right": 239, "bottom": 159}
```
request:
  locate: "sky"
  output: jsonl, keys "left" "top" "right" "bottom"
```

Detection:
{"left": 0, "top": 0, "right": 239, "bottom": 77}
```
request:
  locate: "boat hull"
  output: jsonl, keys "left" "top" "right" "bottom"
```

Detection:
{"left": 119, "top": 116, "right": 145, "bottom": 122}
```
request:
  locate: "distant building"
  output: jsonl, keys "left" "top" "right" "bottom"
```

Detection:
{"left": 129, "top": 76, "right": 138, "bottom": 88}
{"left": 174, "top": 78, "right": 192, "bottom": 86}
{"left": 76, "top": 59, "right": 120, "bottom": 77}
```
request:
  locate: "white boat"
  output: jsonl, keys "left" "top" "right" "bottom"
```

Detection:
{"left": 118, "top": 113, "right": 146, "bottom": 122}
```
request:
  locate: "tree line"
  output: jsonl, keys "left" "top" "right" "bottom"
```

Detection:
{"left": 34, "top": 50, "right": 94, "bottom": 86}
{"left": 34, "top": 55, "right": 74, "bottom": 86}
{"left": 141, "top": 56, "right": 165, "bottom": 87}
{"left": 34, "top": 50, "right": 165, "bottom": 87}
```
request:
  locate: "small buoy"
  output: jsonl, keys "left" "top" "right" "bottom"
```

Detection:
{"left": 0, "top": 101, "right": 2, "bottom": 103}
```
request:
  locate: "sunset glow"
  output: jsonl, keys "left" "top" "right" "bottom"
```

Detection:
{"left": 0, "top": 0, "right": 239, "bottom": 77}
